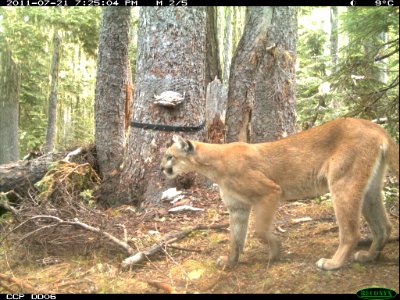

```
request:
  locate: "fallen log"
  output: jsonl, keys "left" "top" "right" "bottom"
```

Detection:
{"left": 121, "top": 223, "right": 229, "bottom": 269}
{"left": 0, "top": 147, "right": 90, "bottom": 196}
{"left": 0, "top": 152, "right": 65, "bottom": 194}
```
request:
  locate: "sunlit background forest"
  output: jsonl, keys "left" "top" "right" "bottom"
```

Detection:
{"left": 0, "top": 6, "right": 398, "bottom": 159}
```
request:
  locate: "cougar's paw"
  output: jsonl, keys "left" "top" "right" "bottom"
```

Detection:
{"left": 268, "top": 241, "right": 281, "bottom": 261}
{"left": 316, "top": 258, "right": 342, "bottom": 271}
{"left": 216, "top": 256, "right": 236, "bottom": 270}
{"left": 354, "top": 250, "right": 378, "bottom": 263}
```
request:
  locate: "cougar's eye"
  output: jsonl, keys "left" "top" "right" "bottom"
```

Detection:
{"left": 166, "top": 154, "right": 173, "bottom": 161}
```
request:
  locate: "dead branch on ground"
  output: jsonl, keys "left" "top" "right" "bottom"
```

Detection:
{"left": 121, "top": 223, "right": 229, "bottom": 269}
{"left": 147, "top": 281, "right": 178, "bottom": 294}
{"left": 0, "top": 273, "right": 37, "bottom": 293}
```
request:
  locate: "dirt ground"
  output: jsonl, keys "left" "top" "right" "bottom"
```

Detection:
{"left": 0, "top": 186, "right": 398, "bottom": 294}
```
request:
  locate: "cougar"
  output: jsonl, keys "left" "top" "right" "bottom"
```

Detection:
{"left": 160, "top": 118, "right": 399, "bottom": 270}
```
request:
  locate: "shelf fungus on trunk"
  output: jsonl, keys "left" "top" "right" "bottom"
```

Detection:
{"left": 153, "top": 91, "right": 185, "bottom": 108}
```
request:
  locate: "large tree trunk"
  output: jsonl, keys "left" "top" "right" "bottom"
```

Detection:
{"left": 225, "top": 7, "right": 273, "bottom": 142}
{"left": 95, "top": 7, "right": 131, "bottom": 191}
{"left": 0, "top": 40, "right": 20, "bottom": 164}
{"left": 223, "top": 7, "right": 232, "bottom": 83}
{"left": 250, "top": 7, "right": 297, "bottom": 143}
{"left": 44, "top": 32, "right": 61, "bottom": 153}
{"left": 206, "top": 7, "right": 222, "bottom": 85}
{"left": 110, "top": 7, "right": 207, "bottom": 206}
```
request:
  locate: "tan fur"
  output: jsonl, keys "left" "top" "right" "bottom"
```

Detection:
{"left": 161, "top": 118, "right": 399, "bottom": 270}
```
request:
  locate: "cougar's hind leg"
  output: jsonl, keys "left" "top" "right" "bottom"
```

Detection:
{"left": 253, "top": 195, "right": 281, "bottom": 261}
{"left": 218, "top": 199, "right": 251, "bottom": 269}
{"left": 316, "top": 152, "right": 374, "bottom": 270}
{"left": 316, "top": 185, "right": 362, "bottom": 270}
{"left": 355, "top": 157, "right": 392, "bottom": 263}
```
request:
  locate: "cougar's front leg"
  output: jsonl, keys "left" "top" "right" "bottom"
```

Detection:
{"left": 218, "top": 198, "right": 251, "bottom": 269}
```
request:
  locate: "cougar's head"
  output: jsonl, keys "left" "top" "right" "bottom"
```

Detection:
{"left": 161, "top": 135, "right": 195, "bottom": 179}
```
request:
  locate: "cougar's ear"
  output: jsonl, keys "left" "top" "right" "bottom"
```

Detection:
{"left": 172, "top": 135, "right": 194, "bottom": 154}
{"left": 172, "top": 134, "right": 184, "bottom": 147}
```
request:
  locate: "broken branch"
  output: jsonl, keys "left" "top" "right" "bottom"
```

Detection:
{"left": 166, "top": 244, "right": 202, "bottom": 253}
{"left": 0, "top": 191, "right": 20, "bottom": 216}
{"left": 64, "top": 147, "right": 84, "bottom": 162}
{"left": 147, "top": 281, "right": 177, "bottom": 294}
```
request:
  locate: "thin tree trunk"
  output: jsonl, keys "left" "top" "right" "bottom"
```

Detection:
{"left": 0, "top": 40, "right": 20, "bottom": 164}
{"left": 95, "top": 7, "right": 131, "bottom": 188}
{"left": 250, "top": 7, "right": 297, "bottom": 143}
{"left": 376, "top": 31, "right": 388, "bottom": 84}
{"left": 330, "top": 6, "right": 339, "bottom": 67}
{"left": 44, "top": 32, "right": 61, "bottom": 153}
{"left": 361, "top": 31, "right": 388, "bottom": 119}
{"left": 225, "top": 7, "right": 273, "bottom": 142}
{"left": 113, "top": 7, "right": 207, "bottom": 206}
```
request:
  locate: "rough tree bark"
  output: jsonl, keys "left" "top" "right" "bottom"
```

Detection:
{"left": 0, "top": 40, "right": 20, "bottom": 164}
{"left": 250, "top": 7, "right": 297, "bottom": 143}
{"left": 94, "top": 7, "right": 132, "bottom": 202}
{"left": 223, "top": 7, "right": 232, "bottom": 83}
{"left": 233, "top": 7, "right": 246, "bottom": 53}
{"left": 206, "top": 7, "right": 222, "bottom": 85}
{"left": 44, "top": 32, "right": 61, "bottom": 153}
{"left": 225, "top": 7, "right": 273, "bottom": 142}
{"left": 111, "top": 7, "right": 207, "bottom": 206}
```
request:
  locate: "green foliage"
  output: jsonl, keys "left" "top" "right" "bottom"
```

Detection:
{"left": 80, "top": 189, "right": 96, "bottom": 207}
{"left": 57, "top": 7, "right": 101, "bottom": 58}
{"left": 296, "top": 7, "right": 399, "bottom": 139}
{"left": 1, "top": 8, "right": 50, "bottom": 153}
{"left": 332, "top": 6, "right": 399, "bottom": 139}
{"left": 0, "top": 7, "right": 101, "bottom": 156}
{"left": 296, "top": 7, "right": 338, "bottom": 129}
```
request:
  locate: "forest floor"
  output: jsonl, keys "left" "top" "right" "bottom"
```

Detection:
{"left": 0, "top": 185, "right": 399, "bottom": 294}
